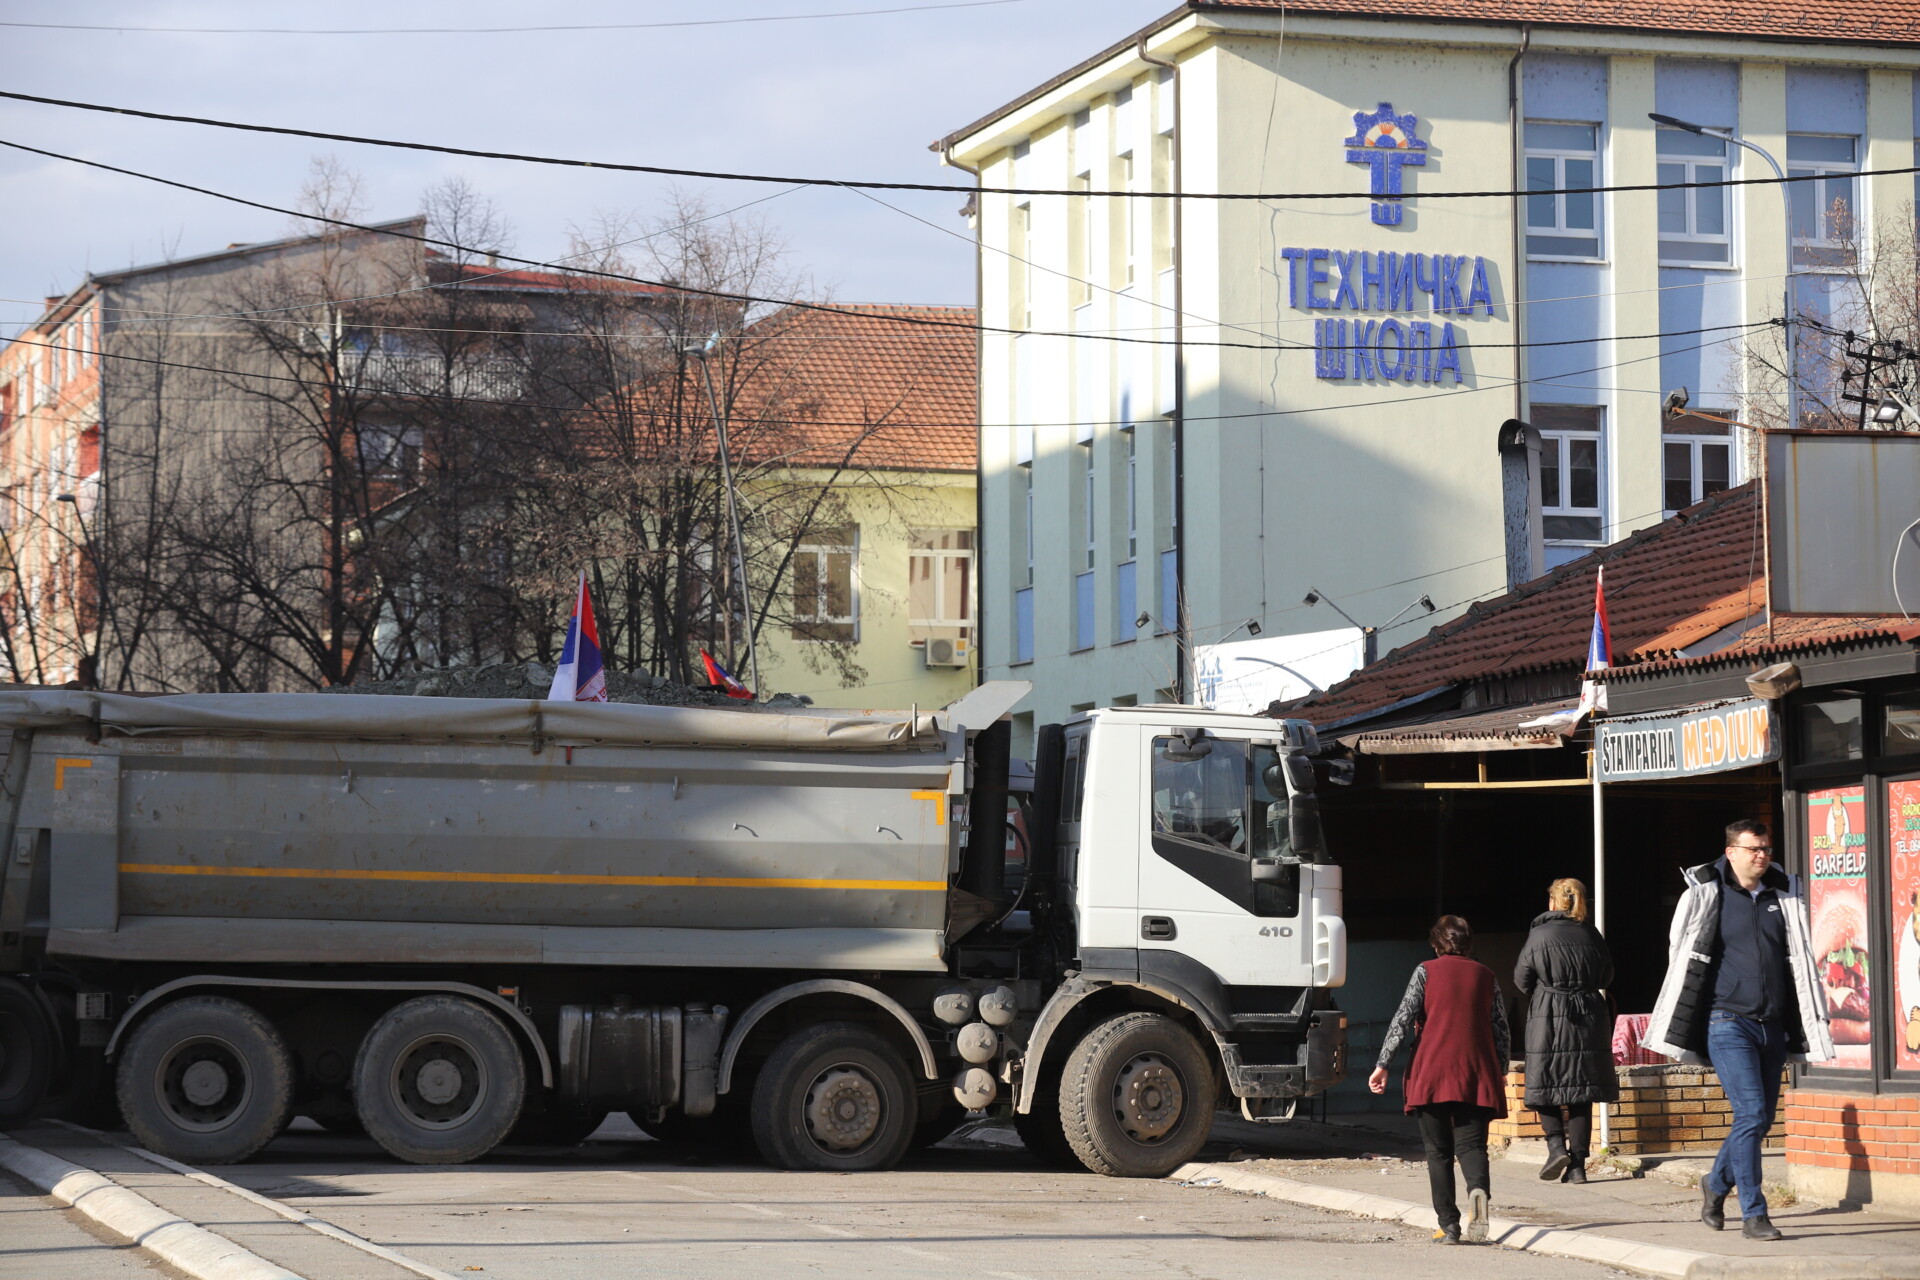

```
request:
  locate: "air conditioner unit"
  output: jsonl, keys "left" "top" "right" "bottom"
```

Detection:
{"left": 925, "top": 637, "right": 971, "bottom": 668}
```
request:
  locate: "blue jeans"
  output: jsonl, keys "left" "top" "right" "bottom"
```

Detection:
{"left": 1705, "top": 1013, "right": 1788, "bottom": 1219}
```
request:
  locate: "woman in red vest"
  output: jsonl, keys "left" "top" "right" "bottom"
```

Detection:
{"left": 1369, "top": 914, "right": 1511, "bottom": 1244}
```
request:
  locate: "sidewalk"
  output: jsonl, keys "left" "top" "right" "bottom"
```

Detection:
{"left": 1178, "top": 1114, "right": 1920, "bottom": 1279}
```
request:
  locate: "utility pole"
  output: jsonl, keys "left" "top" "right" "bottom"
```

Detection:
{"left": 56, "top": 491, "right": 118, "bottom": 689}
{"left": 688, "top": 334, "right": 761, "bottom": 698}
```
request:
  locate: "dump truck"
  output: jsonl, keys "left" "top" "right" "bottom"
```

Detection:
{"left": 0, "top": 682, "right": 1347, "bottom": 1176}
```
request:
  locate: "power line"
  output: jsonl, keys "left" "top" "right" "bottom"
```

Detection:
{"left": 7, "top": 88, "right": 1916, "bottom": 202}
{"left": 0, "top": 136, "right": 1297, "bottom": 354}
{"left": 0, "top": 1, "right": 1031, "bottom": 35}
{"left": 1, "top": 325, "right": 1758, "bottom": 434}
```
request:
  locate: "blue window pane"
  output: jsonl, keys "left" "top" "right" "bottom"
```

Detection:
{"left": 1789, "top": 167, "right": 1818, "bottom": 240}
{"left": 1787, "top": 134, "right": 1855, "bottom": 164}
{"left": 1075, "top": 572, "right": 1095, "bottom": 650}
{"left": 1563, "top": 159, "right": 1595, "bottom": 230}
{"left": 1159, "top": 549, "right": 1178, "bottom": 632}
{"left": 1695, "top": 165, "right": 1725, "bottom": 235}
{"left": 1526, "top": 122, "right": 1597, "bottom": 150}
{"left": 1658, "top": 128, "right": 1727, "bottom": 159}
{"left": 1822, "top": 174, "right": 1857, "bottom": 240}
{"left": 1015, "top": 588, "right": 1034, "bottom": 663}
{"left": 1116, "top": 560, "right": 1137, "bottom": 640}
{"left": 1657, "top": 164, "right": 1687, "bottom": 234}
{"left": 1525, "top": 157, "right": 1557, "bottom": 228}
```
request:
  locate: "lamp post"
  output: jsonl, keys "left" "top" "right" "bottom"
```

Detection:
{"left": 1649, "top": 113, "right": 1799, "bottom": 433}
{"left": 685, "top": 334, "right": 761, "bottom": 698}
{"left": 55, "top": 491, "right": 116, "bottom": 689}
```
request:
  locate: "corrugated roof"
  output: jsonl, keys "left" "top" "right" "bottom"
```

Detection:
{"left": 1290, "top": 483, "right": 1769, "bottom": 727}
{"left": 1338, "top": 697, "right": 1579, "bottom": 752}
{"left": 1198, "top": 0, "right": 1920, "bottom": 44}
{"left": 1600, "top": 614, "right": 1920, "bottom": 679}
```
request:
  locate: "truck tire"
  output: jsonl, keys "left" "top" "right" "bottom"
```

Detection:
{"left": 750, "top": 1022, "right": 916, "bottom": 1172}
{"left": 1013, "top": 1091, "right": 1080, "bottom": 1169}
{"left": 116, "top": 996, "right": 293, "bottom": 1164}
{"left": 353, "top": 995, "right": 524, "bottom": 1165}
{"left": 0, "top": 978, "right": 56, "bottom": 1126}
{"left": 1058, "top": 1012, "right": 1216, "bottom": 1178}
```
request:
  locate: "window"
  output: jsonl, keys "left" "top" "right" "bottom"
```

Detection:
{"left": 1014, "top": 200, "right": 1033, "bottom": 330}
{"left": 1661, "top": 412, "right": 1733, "bottom": 514}
{"left": 1788, "top": 134, "right": 1858, "bottom": 266}
{"left": 1021, "top": 463, "right": 1034, "bottom": 586}
{"left": 1013, "top": 587, "right": 1034, "bottom": 663}
{"left": 0, "top": 382, "right": 12, "bottom": 434}
{"left": 1657, "top": 128, "right": 1731, "bottom": 265}
{"left": 358, "top": 421, "right": 422, "bottom": 481}
{"left": 908, "top": 529, "right": 972, "bottom": 643}
{"left": 1536, "top": 405, "right": 1605, "bottom": 548}
{"left": 1081, "top": 439, "right": 1096, "bottom": 571}
{"left": 1800, "top": 696, "right": 1864, "bottom": 763}
{"left": 1884, "top": 692, "right": 1920, "bottom": 756}
{"left": 792, "top": 526, "right": 858, "bottom": 643}
{"left": 1525, "top": 122, "right": 1603, "bottom": 259}
{"left": 1159, "top": 547, "right": 1178, "bottom": 635}
{"left": 1075, "top": 571, "right": 1095, "bottom": 651}
{"left": 1116, "top": 559, "right": 1137, "bottom": 643}
{"left": 1149, "top": 737, "right": 1298, "bottom": 917}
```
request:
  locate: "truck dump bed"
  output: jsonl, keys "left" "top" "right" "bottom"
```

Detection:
{"left": 0, "top": 691, "right": 961, "bottom": 973}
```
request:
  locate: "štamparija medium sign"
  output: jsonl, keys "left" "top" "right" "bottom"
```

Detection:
{"left": 1595, "top": 698, "right": 1779, "bottom": 782}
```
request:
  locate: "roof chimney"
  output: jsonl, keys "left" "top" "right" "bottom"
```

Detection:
{"left": 1497, "top": 419, "right": 1544, "bottom": 591}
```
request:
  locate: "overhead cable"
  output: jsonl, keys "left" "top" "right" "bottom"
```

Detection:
{"left": 5, "top": 88, "right": 1916, "bottom": 201}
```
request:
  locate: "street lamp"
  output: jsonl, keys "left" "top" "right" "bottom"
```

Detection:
{"left": 684, "top": 333, "right": 761, "bottom": 699}
{"left": 1649, "top": 113, "right": 1799, "bottom": 434}
{"left": 55, "top": 491, "right": 116, "bottom": 689}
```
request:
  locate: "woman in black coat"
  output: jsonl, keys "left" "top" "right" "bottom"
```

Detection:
{"left": 1514, "top": 877, "right": 1618, "bottom": 1182}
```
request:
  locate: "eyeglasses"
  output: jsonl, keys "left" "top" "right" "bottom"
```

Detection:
{"left": 1728, "top": 843, "right": 1773, "bottom": 854}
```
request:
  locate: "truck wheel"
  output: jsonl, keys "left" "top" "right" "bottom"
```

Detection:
{"left": 116, "top": 996, "right": 293, "bottom": 1164}
{"left": 353, "top": 996, "right": 524, "bottom": 1165}
{"left": 1059, "top": 1012, "right": 1216, "bottom": 1178}
{"left": 0, "top": 978, "right": 56, "bottom": 1126}
{"left": 750, "top": 1022, "right": 916, "bottom": 1172}
{"left": 1013, "top": 1091, "right": 1081, "bottom": 1169}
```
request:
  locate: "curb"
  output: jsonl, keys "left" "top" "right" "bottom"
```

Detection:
{"left": 0, "top": 1132, "right": 304, "bottom": 1280}
{"left": 1173, "top": 1160, "right": 1714, "bottom": 1280}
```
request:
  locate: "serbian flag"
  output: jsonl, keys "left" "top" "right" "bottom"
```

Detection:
{"left": 700, "top": 648, "right": 753, "bottom": 700}
{"left": 1577, "top": 565, "right": 1611, "bottom": 716}
{"left": 547, "top": 572, "right": 607, "bottom": 703}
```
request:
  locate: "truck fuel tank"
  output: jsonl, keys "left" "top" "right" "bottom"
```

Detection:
{"left": 556, "top": 1003, "right": 728, "bottom": 1119}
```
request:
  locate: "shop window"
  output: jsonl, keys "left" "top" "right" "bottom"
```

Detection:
{"left": 1525, "top": 122, "right": 1603, "bottom": 260}
{"left": 792, "top": 526, "right": 858, "bottom": 643}
{"left": 1885, "top": 692, "right": 1920, "bottom": 756}
{"left": 1788, "top": 134, "right": 1858, "bottom": 267}
{"left": 1800, "top": 695, "right": 1864, "bottom": 763}
{"left": 1657, "top": 128, "right": 1731, "bottom": 265}
{"left": 1661, "top": 414, "right": 1732, "bottom": 515}
{"left": 907, "top": 529, "right": 972, "bottom": 644}
{"left": 1536, "top": 405, "right": 1605, "bottom": 554}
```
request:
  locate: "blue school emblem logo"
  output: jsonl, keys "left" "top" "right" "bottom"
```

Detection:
{"left": 1345, "top": 103, "right": 1427, "bottom": 227}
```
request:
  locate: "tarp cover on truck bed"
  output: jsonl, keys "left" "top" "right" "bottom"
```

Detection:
{"left": 0, "top": 690, "right": 941, "bottom": 750}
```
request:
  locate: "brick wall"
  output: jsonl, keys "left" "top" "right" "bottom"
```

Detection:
{"left": 1491, "top": 1064, "right": 1785, "bottom": 1154}
{"left": 1785, "top": 1091, "right": 1920, "bottom": 1177}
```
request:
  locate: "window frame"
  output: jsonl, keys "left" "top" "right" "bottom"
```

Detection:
{"left": 1536, "top": 405, "right": 1607, "bottom": 549}
{"left": 1788, "top": 133, "right": 1861, "bottom": 268}
{"left": 906, "top": 528, "right": 974, "bottom": 643}
{"left": 1660, "top": 413, "right": 1735, "bottom": 516}
{"left": 791, "top": 525, "right": 860, "bottom": 644}
{"left": 1656, "top": 128, "right": 1734, "bottom": 267}
{"left": 1524, "top": 121, "right": 1605, "bottom": 262}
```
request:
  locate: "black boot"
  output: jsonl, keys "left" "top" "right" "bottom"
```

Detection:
{"left": 1701, "top": 1183, "right": 1727, "bottom": 1230}
{"left": 1741, "top": 1215, "right": 1783, "bottom": 1241}
{"left": 1540, "top": 1131, "right": 1571, "bottom": 1182}
{"left": 1565, "top": 1152, "right": 1587, "bottom": 1184}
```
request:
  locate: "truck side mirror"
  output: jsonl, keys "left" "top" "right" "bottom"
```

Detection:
{"left": 1288, "top": 795, "right": 1326, "bottom": 863}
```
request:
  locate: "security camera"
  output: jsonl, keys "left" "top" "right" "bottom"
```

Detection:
{"left": 1664, "top": 386, "right": 1691, "bottom": 418}
{"left": 1302, "top": 590, "right": 1321, "bottom": 607}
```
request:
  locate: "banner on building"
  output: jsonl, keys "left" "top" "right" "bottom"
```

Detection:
{"left": 1193, "top": 628, "right": 1366, "bottom": 716}
{"left": 1593, "top": 697, "right": 1779, "bottom": 782}
{"left": 1810, "top": 785, "right": 1872, "bottom": 1069}
{"left": 1889, "top": 776, "right": 1920, "bottom": 1074}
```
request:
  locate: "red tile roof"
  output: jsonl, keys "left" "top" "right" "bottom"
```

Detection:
{"left": 1600, "top": 614, "right": 1920, "bottom": 680}
{"left": 1197, "top": 0, "right": 1920, "bottom": 45}
{"left": 1291, "top": 482, "right": 1771, "bottom": 728}
{"left": 720, "top": 304, "right": 978, "bottom": 473}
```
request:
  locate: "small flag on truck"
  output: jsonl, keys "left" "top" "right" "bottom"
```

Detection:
{"left": 700, "top": 649, "right": 753, "bottom": 700}
{"left": 548, "top": 572, "right": 608, "bottom": 703}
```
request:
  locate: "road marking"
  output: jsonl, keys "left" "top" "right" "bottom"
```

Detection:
{"left": 807, "top": 1223, "right": 862, "bottom": 1238}
{"left": 116, "top": 862, "right": 945, "bottom": 891}
{"left": 891, "top": 1245, "right": 953, "bottom": 1263}
{"left": 50, "top": 1119, "right": 461, "bottom": 1280}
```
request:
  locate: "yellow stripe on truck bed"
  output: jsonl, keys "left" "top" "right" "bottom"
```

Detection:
{"left": 118, "top": 863, "right": 945, "bottom": 892}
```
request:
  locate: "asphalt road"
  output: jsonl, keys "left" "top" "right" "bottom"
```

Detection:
{"left": 15, "top": 1114, "right": 1625, "bottom": 1280}
{"left": 1, "top": 1168, "right": 185, "bottom": 1280}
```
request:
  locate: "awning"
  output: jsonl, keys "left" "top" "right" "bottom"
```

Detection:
{"left": 1338, "top": 698, "right": 1580, "bottom": 754}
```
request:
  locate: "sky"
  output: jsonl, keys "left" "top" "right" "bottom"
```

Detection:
{"left": 0, "top": 0, "right": 1178, "bottom": 334}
